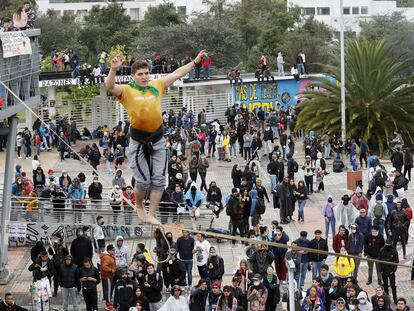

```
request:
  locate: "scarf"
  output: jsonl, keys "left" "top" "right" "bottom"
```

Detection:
{"left": 128, "top": 80, "right": 159, "bottom": 97}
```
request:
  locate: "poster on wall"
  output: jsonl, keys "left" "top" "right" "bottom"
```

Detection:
{"left": 0, "top": 84, "right": 4, "bottom": 108}
{"left": 0, "top": 31, "right": 32, "bottom": 58}
{"left": 233, "top": 78, "right": 316, "bottom": 111}
{"left": 9, "top": 223, "right": 27, "bottom": 238}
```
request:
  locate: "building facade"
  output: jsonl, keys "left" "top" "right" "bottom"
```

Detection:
{"left": 37, "top": 0, "right": 238, "bottom": 21}
{"left": 287, "top": 0, "right": 414, "bottom": 32}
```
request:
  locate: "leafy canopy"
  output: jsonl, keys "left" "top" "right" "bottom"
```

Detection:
{"left": 296, "top": 39, "right": 414, "bottom": 153}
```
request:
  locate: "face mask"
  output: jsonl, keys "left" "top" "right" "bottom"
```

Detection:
{"left": 328, "top": 198, "right": 333, "bottom": 203}
{"left": 371, "top": 231, "right": 378, "bottom": 237}
{"left": 357, "top": 193, "right": 362, "bottom": 197}
{"left": 351, "top": 229, "right": 356, "bottom": 234}
{"left": 253, "top": 281, "right": 260, "bottom": 286}
{"left": 53, "top": 239, "right": 59, "bottom": 243}
{"left": 169, "top": 260, "right": 173, "bottom": 265}
{"left": 64, "top": 174, "right": 67, "bottom": 177}
{"left": 359, "top": 299, "right": 366, "bottom": 304}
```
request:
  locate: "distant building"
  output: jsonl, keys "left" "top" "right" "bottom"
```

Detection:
{"left": 37, "top": 0, "right": 239, "bottom": 21}
{"left": 287, "top": 0, "right": 414, "bottom": 33}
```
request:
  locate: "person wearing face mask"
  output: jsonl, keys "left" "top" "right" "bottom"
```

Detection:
{"left": 368, "top": 192, "right": 388, "bottom": 237}
{"left": 113, "top": 269, "right": 138, "bottom": 311}
{"left": 70, "top": 228, "right": 93, "bottom": 268}
{"left": 272, "top": 226, "right": 289, "bottom": 282}
{"left": 364, "top": 225, "right": 384, "bottom": 286}
{"left": 166, "top": 248, "right": 186, "bottom": 290}
{"left": 247, "top": 274, "right": 268, "bottom": 311}
{"left": 184, "top": 183, "right": 205, "bottom": 219}
{"left": 59, "top": 170, "right": 72, "bottom": 193}
{"left": 51, "top": 186, "right": 67, "bottom": 223}
{"left": 356, "top": 291, "right": 372, "bottom": 311}
{"left": 348, "top": 224, "right": 364, "bottom": 279}
{"left": 321, "top": 195, "right": 337, "bottom": 241}
{"left": 387, "top": 200, "right": 409, "bottom": 259}
{"left": 206, "top": 246, "right": 225, "bottom": 287}
{"left": 333, "top": 195, "right": 358, "bottom": 231}
{"left": 378, "top": 238, "right": 399, "bottom": 304}
{"left": 207, "top": 181, "right": 223, "bottom": 212}
{"left": 351, "top": 187, "right": 369, "bottom": 211}
{"left": 48, "top": 233, "right": 69, "bottom": 297}
{"left": 333, "top": 247, "right": 355, "bottom": 285}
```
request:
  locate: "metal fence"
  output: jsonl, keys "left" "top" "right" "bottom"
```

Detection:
{"left": 0, "top": 29, "right": 41, "bottom": 119}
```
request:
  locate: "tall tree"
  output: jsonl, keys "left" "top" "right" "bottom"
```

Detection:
{"left": 141, "top": 2, "right": 184, "bottom": 28}
{"left": 296, "top": 39, "right": 414, "bottom": 154}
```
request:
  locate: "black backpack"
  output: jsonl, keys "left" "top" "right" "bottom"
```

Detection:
{"left": 320, "top": 158, "right": 326, "bottom": 170}
{"left": 255, "top": 198, "right": 266, "bottom": 215}
{"left": 293, "top": 160, "right": 299, "bottom": 173}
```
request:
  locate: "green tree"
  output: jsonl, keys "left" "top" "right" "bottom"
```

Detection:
{"left": 296, "top": 39, "right": 414, "bottom": 154}
{"left": 79, "top": 3, "right": 138, "bottom": 63}
{"left": 141, "top": 2, "right": 184, "bottom": 28}
{"left": 0, "top": 0, "right": 37, "bottom": 19}
{"left": 37, "top": 10, "right": 83, "bottom": 57}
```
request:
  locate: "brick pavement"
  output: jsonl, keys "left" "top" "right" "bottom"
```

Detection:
{"left": 1, "top": 140, "right": 414, "bottom": 309}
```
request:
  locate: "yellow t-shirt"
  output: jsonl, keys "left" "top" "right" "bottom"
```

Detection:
{"left": 117, "top": 79, "right": 165, "bottom": 133}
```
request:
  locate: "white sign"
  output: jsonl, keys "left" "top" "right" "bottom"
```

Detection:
{"left": 39, "top": 78, "right": 77, "bottom": 87}
{"left": 9, "top": 223, "right": 27, "bottom": 238}
{"left": 0, "top": 31, "right": 32, "bottom": 58}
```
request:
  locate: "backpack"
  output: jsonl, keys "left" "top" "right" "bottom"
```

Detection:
{"left": 192, "top": 142, "right": 200, "bottom": 152}
{"left": 405, "top": 207, "right": 413, "bottom": 220}
{"left": 373, "top": 202, "right": 384, "bottom": 219}
{"left": 226, "top": 202, "right": 233, "bottom": 216}
{"left": 108, "top": 153, "right": 115, "bottom": 162}
{"left": 255, "top": 198, "right": 266, "bottom": 215}
{"left": 320, "top": 158, "right": 326, "bottom": 171}
{"left": 371, "top": 157, "right": 380, "bottom": 168}
{"left": 292, "top": 160, "right": 299, "bottom": 173}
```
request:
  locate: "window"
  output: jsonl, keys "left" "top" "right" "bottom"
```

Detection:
{"left": 317, "top": 7, "right": 330, "bottom": 15}
{"left": 130, "top": 8, "right": 140, "bottom": 20}
{"left": 301, "top": 7, "right": 316, "bottom": 15}
{"left": 361, "top": 6, "right": 368, "bottom": 14}
{"left": 352, "top": 7, "right": 360, "bottom": 14}
{"left": 343, "top": 7, "right": 350, "bottom": 14}
{"left": 177, "top": 6, "right": 186, "bottom": 16}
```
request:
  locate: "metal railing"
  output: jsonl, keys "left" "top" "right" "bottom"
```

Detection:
{"left": 0, "top": 29, "right": 41, "bottom": 118}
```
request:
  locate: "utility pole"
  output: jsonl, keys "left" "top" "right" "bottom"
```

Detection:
{"left": 340, "top": 0, "right": 346, "bottom": 142}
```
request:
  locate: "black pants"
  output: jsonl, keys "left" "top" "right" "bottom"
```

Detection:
{"left": 359, "top": 152, "right": 368, "bottom": 168}
{"left": 382, "top": 272, "right": 397, "bottom": 302}
{"left": 190, "top": 172, "right": 197, "bottom": 183}
{"left": 83, "top": 289, "right": 98, "bottom": 311}
{"left": 392, "top": 228, "right": 407, "bottom": 257}
{"left": 266, "top": 302, "right": 277, "bottom": 311}
{"left": 199, "top": 172, "right": 207, "bottom": 191}
{"left": 102, "top": 278, "right": 113, "bottom": 302}
{"left": 305, "top": 175, "right": 313, "bottom": 192}
{"left": 209, "top": 142, "right": 216, "bottom": 156}
{"left": 404, "top": 165, "right": 412, "bottom": 181}
{"left": 231, "top": 219, "right": 244, "bottom": 245}
{"left": 244, "top": 147, "right": 251, "bottom": 160}
{"left": 17, "top": 146, "right": 21, "bottom": 157}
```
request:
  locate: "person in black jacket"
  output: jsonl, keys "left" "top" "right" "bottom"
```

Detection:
{"left": 49, "top": 233, "right": 69, "bottom": 296}
{"left": 364, "top": 225, "right": 384, "bottom": 286}
{"left": 263, "top": 266, "right": 280, "bottom": 311}
{"left": 88, "top": 143, "right": 101, "bottom": 175}
{"left": 0, "top": 293, "right": 28, "bottom": 311}
{"left": 78, "top": 257, "right": 100, "bottom": 311}
{"left": 403, "top": 148, "right": 412, "bottom": 182}
{"left": 142, "top": 264, "right": 163, "bottom": 311}
{"left": 391, "top": 148, "right": 404, "bottom": 172}
{"left": 378, "top": 238, "right": 399, "bottom": 304}
{"left": 134, "top": 287, "right": 150, "bottom": 311}
{"left": 28, "top": 251, "right": 54, "bottom": 283}
{"left": 309, "top": 229, "right": 329, "bottom": 279}
{"left": 166, "top": 248, "right": 187, "bottom": 287}
{"left": 88, "top": 176, "right": 103, "bottom": 212}
{"left": 70, "top": 228, "right": 93, "bottom": 268}
{"left": 59, "top": 255, "right": 79, "bottom": 311}
{"left": 30, "top": 241, "right": 46, "bottom": 262}
{"left": 114, "top": 269, "right": 138, "bottom": 311}
{"left": 206, "top": 246, "right": 225, "bottom": 286}
{"left": 189, "top": 279, "right": 209, "bottom": 311}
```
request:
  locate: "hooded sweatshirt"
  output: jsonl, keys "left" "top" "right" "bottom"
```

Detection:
{"left": 114, "top": 236, "right": 129, "bottom": 269}
{"left": 356, "top": 291, "right": 373, "bottom": 311}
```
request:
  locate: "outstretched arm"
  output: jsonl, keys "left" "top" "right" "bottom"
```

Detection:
{"left": 105, "top": 56, "right": 123, "bottom": 97}
{"left": 163, "top": 50, "right": 206, "bottom": 87}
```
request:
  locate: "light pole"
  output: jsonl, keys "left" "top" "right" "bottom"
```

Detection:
{"left": 340, "top": 0, "right": 346, "bottom": 142}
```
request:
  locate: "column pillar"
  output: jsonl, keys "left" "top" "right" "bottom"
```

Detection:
{"left": 48, "top": 86, "right": 56, "bottom": 120}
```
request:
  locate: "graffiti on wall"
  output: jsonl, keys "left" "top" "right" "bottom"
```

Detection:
{"left": 234, "top": 78, "right": 317, "bottom": 111}
{"left": 8, "top": 223, "right": 151, "bottom": 247}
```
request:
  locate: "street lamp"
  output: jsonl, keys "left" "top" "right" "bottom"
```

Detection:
{"left": 340, "top": 0, "right": 346, "bottom": 142}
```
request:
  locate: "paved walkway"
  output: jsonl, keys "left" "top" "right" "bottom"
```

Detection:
{"left": 1, "top": 140, "right": 414, "bottom": 309}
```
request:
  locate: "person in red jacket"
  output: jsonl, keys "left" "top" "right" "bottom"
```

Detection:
{"left": 123, "top": 185, "right": 136, "bottom": 225}
{"left": 332, "top": 225, "right": 349, "bottom": 253}
{"left": 202, "top": 54, "right": 212, "bottom": 79}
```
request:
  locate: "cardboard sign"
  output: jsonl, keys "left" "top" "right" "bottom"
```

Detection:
{"left": 0, "top": 31, "right": 32, "bottom": 58}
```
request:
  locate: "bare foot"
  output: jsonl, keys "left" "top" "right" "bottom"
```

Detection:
{"left": 136, "top": 207, "right": 147, "bottom": 222}
{"left": 146, "top": 214, "right": 161, "bottom": 226}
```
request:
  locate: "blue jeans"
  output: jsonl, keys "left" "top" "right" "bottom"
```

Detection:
{"left": 282, "top": 145, "right": 286, "bottom": 159}
{"left": 324, "top": 144, "right": 331, "bottom": 159}
{"left": 42, "top": 136, "right": 49, "bottom": 149}
{"left": 230, "top": 144, "right": 237, "bottom": 157}
{"left": 298, "top": 200, "right": 306, "bottom": 221}
{"left": 325, "top": 217, "right": 335, "bottom": 240}
{"left": 373, "top": 218, "right": 385, "bottom": 237}
{"left": 298, "top": 63, "right": 305, "bottom": 75}
{"left": 312, "top": 261, "right": 324, "bottom": 279}
{"left": 182, "top": 260, "right": 193, "bottom": 286}
{"left": 203, "top": 67, "right": 210, "bottom": 78}
{"left": 333, "top": 152, "right": 341, "bottom": 160}
{"left": 295, "top": 262, "right": 308, "bottom": 288}
{"left": 269, "top": 175, "right": 277, "bottom": 192}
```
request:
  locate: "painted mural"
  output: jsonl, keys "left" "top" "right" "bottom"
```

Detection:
{"left": 233, "top": 78, "right": 317, "bottom": 111}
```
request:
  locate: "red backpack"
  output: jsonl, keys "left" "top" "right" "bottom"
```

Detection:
{"left": 405, "top": 207, "right": 413, "bottom": 220}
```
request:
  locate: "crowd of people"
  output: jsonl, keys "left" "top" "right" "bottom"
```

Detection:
{"left": 0, "top": 1, "right": 35, "bottom": 33}
{"left": 5, "top": 98, "right": 414, "bottom": 311}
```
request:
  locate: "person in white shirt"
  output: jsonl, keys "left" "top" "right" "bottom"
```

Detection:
{"left": 291, "top": 65, "right": 300, "bottom": 82}
{"left": 32, "top": 155, "right": 41, "bottom": 171}
{"left": 159, "top": 285, "right": 190, "bottom": 311}
{"left": 300, "top": 52, "right": 307, "bottom": 74}
{"left": 277, "top": 52, "right": 284, "bottom": 76}
{"left": 92, "top": 64, "right": 102, "bottom": 84}
{"left": 193, "top": 233, "right": 211, "bottom": 280}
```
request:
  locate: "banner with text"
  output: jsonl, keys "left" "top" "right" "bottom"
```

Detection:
{"left": 0, "top": 31, "right": 32, "bottom": 58}
{"left": 233, "top": 78, "right": 316, "bottom": 111}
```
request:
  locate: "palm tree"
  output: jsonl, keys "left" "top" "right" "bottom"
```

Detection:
{"left": 296, "top": 39, "right": 414, "bottom": 154}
